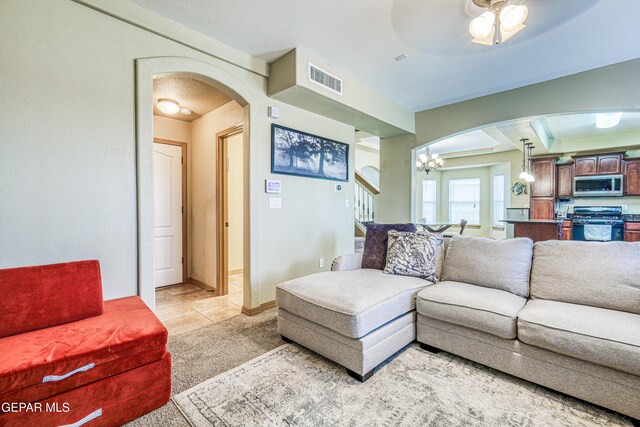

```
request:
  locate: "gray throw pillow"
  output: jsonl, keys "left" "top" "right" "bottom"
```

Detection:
{"left": 383, "top": 231, "right": 439, "bottom": 282}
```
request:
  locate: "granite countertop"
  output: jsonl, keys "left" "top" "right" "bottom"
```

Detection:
{"left": 500, "top": 219, "right": 564, "bottom": 224}
{"left": 623, "top": 214, "right": 640, "bottom": 222}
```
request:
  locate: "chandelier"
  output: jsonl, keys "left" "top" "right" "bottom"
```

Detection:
{"left": 519, "top": 138, "right": 535, "bottom": 183}
{"left": 469, "top": 0, "right": 528, "bottom": 46}
{"left": 416, "top": 149, "right": 444, "bottom": 174}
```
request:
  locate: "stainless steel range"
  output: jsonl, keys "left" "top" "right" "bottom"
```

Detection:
{"left": 572, "top": 206, "right": 624, "bottom": 241}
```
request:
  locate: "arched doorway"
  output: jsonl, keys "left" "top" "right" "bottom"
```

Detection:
{"left": 135, "top": 57, "right": 259, "bottom": 311}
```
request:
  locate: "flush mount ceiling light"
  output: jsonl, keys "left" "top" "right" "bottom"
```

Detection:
{"left": 469, "top": 0, "right": 528, "bottom": 46}
{"left": 595, "top": 112, "right": 623, "bottom": 129}
{"left": 157, "top": 98, "right": 180, "bottom": 115}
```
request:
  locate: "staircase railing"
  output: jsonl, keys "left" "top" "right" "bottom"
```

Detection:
{"left": 355, "top": 171, "right": 379, "bottom": 231}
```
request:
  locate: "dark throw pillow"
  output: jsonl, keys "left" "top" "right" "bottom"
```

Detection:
{"left": 361, "top": 223, "right": 417, "bottom": 270}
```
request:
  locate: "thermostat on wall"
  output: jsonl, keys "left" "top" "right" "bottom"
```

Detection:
{"left": 268, "top": 106, "right": 280, "bottom": 119}
{"left": 266, "top": 179, "right": 281, "bottom": 193}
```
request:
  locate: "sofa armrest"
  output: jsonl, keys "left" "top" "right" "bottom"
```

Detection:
{"left": 331, "top": 254, "right": 363, "bottom": 271}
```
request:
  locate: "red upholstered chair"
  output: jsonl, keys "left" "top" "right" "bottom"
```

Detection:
{"left": 0, "top": 260, "right": 171, "bottom": 427}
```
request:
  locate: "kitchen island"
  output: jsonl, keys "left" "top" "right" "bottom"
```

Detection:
{"left": 500, "top": 219, "right": 565, "bottom": 242}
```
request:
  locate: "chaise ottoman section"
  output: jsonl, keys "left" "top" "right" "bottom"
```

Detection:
{"left": 277, "top": 268, "right": 432, "bottom": 380}
{"left": 277, "top": 269, "right": 429, "bottom": 338}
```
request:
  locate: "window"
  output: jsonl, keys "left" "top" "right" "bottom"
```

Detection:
{"left": 449, "top": 178, "right": 480, "bottom": 225}
{"left": 493, "top": 175, "right": 505, "bottom": 227}
{"left": 421, "top": 180, "right": 437, "bottom": 224}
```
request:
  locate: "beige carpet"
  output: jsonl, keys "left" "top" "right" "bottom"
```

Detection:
{"left": 175, "top": 343, "right": 632, "bottom": 427}
{"left": 125, "top": 308, "right": 282, "bottom": 426}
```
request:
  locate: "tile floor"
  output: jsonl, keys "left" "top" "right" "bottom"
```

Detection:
{"left": 155, "top": 273, "right": 244, "bottom": 335}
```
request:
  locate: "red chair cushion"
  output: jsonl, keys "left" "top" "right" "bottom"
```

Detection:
{"left": 0, "top": 260, "right": 104, "bottom": 338}
{"left": 0, "top": 353, "right": 171, "bottom": 427}
{"left": 0, "top": 296, "right": 167, "bottom": 402}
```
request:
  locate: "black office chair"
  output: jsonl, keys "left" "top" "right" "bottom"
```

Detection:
{"left": 459, "top": 219, "right": 468, "bottom": 235}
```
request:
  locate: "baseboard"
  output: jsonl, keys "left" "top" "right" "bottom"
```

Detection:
{"left": 242, "top": 300, "right": 277, "bottom": 316}
{"left": 191, "top": 278, "right": 216, "bottom": 294}
{"left": 228, "top": 268, "right": 243, "bottom": 275}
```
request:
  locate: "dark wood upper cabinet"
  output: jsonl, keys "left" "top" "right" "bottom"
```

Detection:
{"left": 597, "top": 153, "right": 623, "bottom": 174}
{"left": 574, "top": 153, "right": 622, "bottom": 176}
{"left": 530, "top": 158, "right": 556, "bottom": 197}
{"left": 625, "top": 159, "right": 640, "bottom": 196}
{"left": 556, "top": 164, "right": 573, "bottom": 198}
{"left": 574, "top": 156, "right": 598, "bottom": 176}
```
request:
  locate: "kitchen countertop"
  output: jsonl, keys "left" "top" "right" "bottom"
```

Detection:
{"left": 500, "top": 219, "right": 564, "bottom": 224}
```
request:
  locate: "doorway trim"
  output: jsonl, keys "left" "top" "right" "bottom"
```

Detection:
{"left": 153, "top": 138, "right": 188, "bottom": 285}
{"left": 136, "top": 56, "right": 259, "bottom": 311}
{"left": 216, "top": 126, "right": 243, "bottom": 296}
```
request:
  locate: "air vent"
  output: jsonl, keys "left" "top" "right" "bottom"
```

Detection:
{"left": 308, "top": 63, "right": 343, "bottom": 96}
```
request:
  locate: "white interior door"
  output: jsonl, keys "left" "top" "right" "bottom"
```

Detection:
{"left": 153, "top": 143, "right": 183, "bottom": 287}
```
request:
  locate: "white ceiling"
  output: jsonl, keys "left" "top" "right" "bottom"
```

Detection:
{"left": 131, "top": 0, "right": 640, "bottom": 111}
{"left": 540, "top": 113, "right": 640, "bottom": 140}
{"left": 422, "top": 128, "right": 515, "bottom": 156}
{"left": 153, "top": 75, "right": 233, "bottom": 122}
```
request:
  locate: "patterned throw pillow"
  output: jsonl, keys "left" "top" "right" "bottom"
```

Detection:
{"left": 383, "top": 230, "right": 440, "bottom": 282}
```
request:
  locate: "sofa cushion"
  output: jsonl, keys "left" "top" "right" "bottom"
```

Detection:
{"left": 0, "top": 260, "right": 104, "bottom": 338}
{"left": 416, "top": 281, "right": 526, "bottom": 339}
{"left": 518, "top": 299, "right": 640, "bottom": 376}
{"left": 530, "top": 240, "right": 640, "bottom": 314}
{"left": 361, "top": 223, "right": 417, "bottom": 270}
{"left": 276, "top": 269, "right": 431, "bottom": 338}
{"left": 0, "top": 296, "right": 167, "bottom": 400}
{"left": 384, "top": 230, "right": 439, "bottom": 281}
{"left": 441, "top": 236, "right": 533, "bottom": 297}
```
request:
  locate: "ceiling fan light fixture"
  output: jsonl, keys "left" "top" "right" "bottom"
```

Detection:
{"left": 469, "top": 1, "right": 528, "bottom": 46}
{"left": 157, "top": 98, "right": 180, "bottom": 115}
{"left": 469, "top": 12, "right": 495, "bottom": 40}
{"left": 500, "top": 4, "right": 528, "bottom": 32}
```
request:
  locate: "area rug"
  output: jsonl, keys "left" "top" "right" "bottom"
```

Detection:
{"left": 173, "top": 343, "right": 632, "bottom": 427}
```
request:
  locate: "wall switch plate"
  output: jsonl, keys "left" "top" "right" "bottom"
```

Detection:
{"left": 269, "top": 197, "right": 282, "bottom": 209}
{"left": 319, "top": 258, "right": 324, "bottom": 268}
{"left": 345, "top": 198, "right": 350, "bottom": 208}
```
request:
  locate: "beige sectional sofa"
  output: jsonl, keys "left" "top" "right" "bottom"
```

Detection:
{"left": 276, "top": 235, "right": 640, "bottom": 422}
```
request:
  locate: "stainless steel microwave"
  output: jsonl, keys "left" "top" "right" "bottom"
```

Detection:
{"left": 573, "top": 174, "right": 623, "bottom": 197}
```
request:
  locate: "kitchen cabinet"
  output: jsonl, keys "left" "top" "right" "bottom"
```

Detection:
{"left": 624, "top": 159, "right": 640, "bottom": 196}
{"left": 560, "top": 220, "right": 572, "bottom": 240}
{"left": 624, "top": 222, "right": 640, "bottom": 242}
{"left": 530, "top": 198, "right": 555, "bottom": 220}
{"left": 574, "top": 156, "right": 597, "bottom": 176}
{"left": 556, "top": 164, "right": 573, "bottom": 198}
{"left": 574, "top": 153, "right": 622, "bottom": 176}
{"left": 531, "top": 158, "right": 556, "bottom": 197}
{"left": 530, "top": 158, "right": 557, "bottom": 220}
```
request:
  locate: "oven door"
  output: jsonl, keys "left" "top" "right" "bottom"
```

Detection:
{"left": 572, "top": 220, "right": 624, "bottom": 241}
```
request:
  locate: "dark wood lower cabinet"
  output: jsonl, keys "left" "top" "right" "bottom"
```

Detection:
{"left": 625, "top": 222, "right": 640, "bottom": 242}
{"left": 513, "top": 222, "right": 562, "bottom": 242}
{"left": 561, "top": 220, "right": 572, "bottom": 240}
